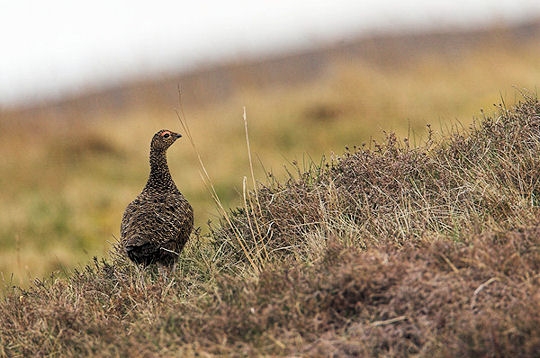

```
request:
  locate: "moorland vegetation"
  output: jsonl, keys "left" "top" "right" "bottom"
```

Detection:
{"left": 1, "top": 94, "right": 540, "bottom": 356}
{"left": 1, "top": 23, "right": 540, "bottom": 356}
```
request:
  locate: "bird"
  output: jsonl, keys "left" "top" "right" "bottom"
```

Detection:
{"left": 120, "top": 129, "right": 194, "bottom": 266}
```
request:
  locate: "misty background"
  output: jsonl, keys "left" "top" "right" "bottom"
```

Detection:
{"left": 2, "top": 0, "right": 540, "bottom": 108}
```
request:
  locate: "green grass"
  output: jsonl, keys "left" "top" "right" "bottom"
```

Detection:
{"left": 2, "top": 95, "right": 540, "bottom": 356}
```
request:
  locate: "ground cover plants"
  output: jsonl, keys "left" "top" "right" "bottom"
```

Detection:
{"left": 1, "top": 94, "right": 540, "bottom": 356}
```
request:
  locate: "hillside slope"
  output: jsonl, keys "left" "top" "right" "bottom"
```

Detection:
{"left": 1, "top": 95, "right": 540, "bottom": 356}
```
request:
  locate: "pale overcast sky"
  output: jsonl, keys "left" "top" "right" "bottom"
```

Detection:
{"left": 1, "top": 0, "right": 540, "bottom": 106}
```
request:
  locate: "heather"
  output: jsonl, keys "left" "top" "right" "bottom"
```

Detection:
{"left": 2, "top": 96, "right": 540, "bottom": 357}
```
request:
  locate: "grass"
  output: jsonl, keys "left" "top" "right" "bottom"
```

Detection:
{"left": 1, "top": 94, "right": 540, "bottom": 356}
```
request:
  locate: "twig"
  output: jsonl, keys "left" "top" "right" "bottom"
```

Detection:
{"left": 372, "top": 316, "right": 408, "bottom": 326}
{"left": 160, "top": 247, "right": 179, "bottom": 256}
{"left": 439, "top": 253, "right": 459, "bottom": 274}
{"left": 471, "top": 277, "right": 500, "bottom": 310}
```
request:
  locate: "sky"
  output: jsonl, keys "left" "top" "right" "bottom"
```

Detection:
{"left": 1, "top": 0, "right": 540, "bottom": 107}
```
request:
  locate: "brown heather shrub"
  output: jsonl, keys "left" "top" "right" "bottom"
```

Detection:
{"left": 213, "top": 93, "right": 540, "bottom": 265}
{"left": 1, "top": 94, "right": 540, "bottom": 356}
{"left": 2, "top": 225, "right": 538, "bottom": 356}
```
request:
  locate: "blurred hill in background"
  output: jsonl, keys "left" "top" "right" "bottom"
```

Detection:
{"left": 3, "top": 19, "right": 540, "bottom": 121}
{"left": 2, "top": 19, "right": 540, "bottom": 289}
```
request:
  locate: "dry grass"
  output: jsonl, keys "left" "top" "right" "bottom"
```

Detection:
{"left": 212, "top": 93, "right": 540, "bottom": 265}
{"left": 2, "top": 95, "right": 540, "bottom": 356}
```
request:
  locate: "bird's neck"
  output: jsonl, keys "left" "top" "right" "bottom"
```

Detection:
{"left": 145, "top": 148, "right": 175, "bottom": 190}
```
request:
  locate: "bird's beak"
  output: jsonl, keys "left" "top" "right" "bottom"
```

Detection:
{"left": 175, "top": 133, "right": 182, "bottom": 139}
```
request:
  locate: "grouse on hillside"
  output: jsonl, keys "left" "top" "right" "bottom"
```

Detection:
{"left": 120, "top": 129, "right": 194, "bottom": 266}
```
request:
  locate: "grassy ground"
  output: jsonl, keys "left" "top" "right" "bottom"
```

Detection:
{"left": 1, "top": 94, "right": 540, "bottom": 356}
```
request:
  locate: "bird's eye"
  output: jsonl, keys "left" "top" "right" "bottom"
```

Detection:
{"left": 163, "top": 132, "right": 170, "bottom": 138}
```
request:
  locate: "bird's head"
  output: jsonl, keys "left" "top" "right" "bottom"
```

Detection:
{"left": 151, "top": 129, "right": 182, "bottom": 152}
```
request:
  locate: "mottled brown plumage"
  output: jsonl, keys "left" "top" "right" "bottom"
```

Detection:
{"left": 121, "top": 129, "right": 193, "bottom": 266}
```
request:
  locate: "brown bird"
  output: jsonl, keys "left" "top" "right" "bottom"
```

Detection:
{"left": 121, "top": 129, "right": 193, "bottom": 266}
